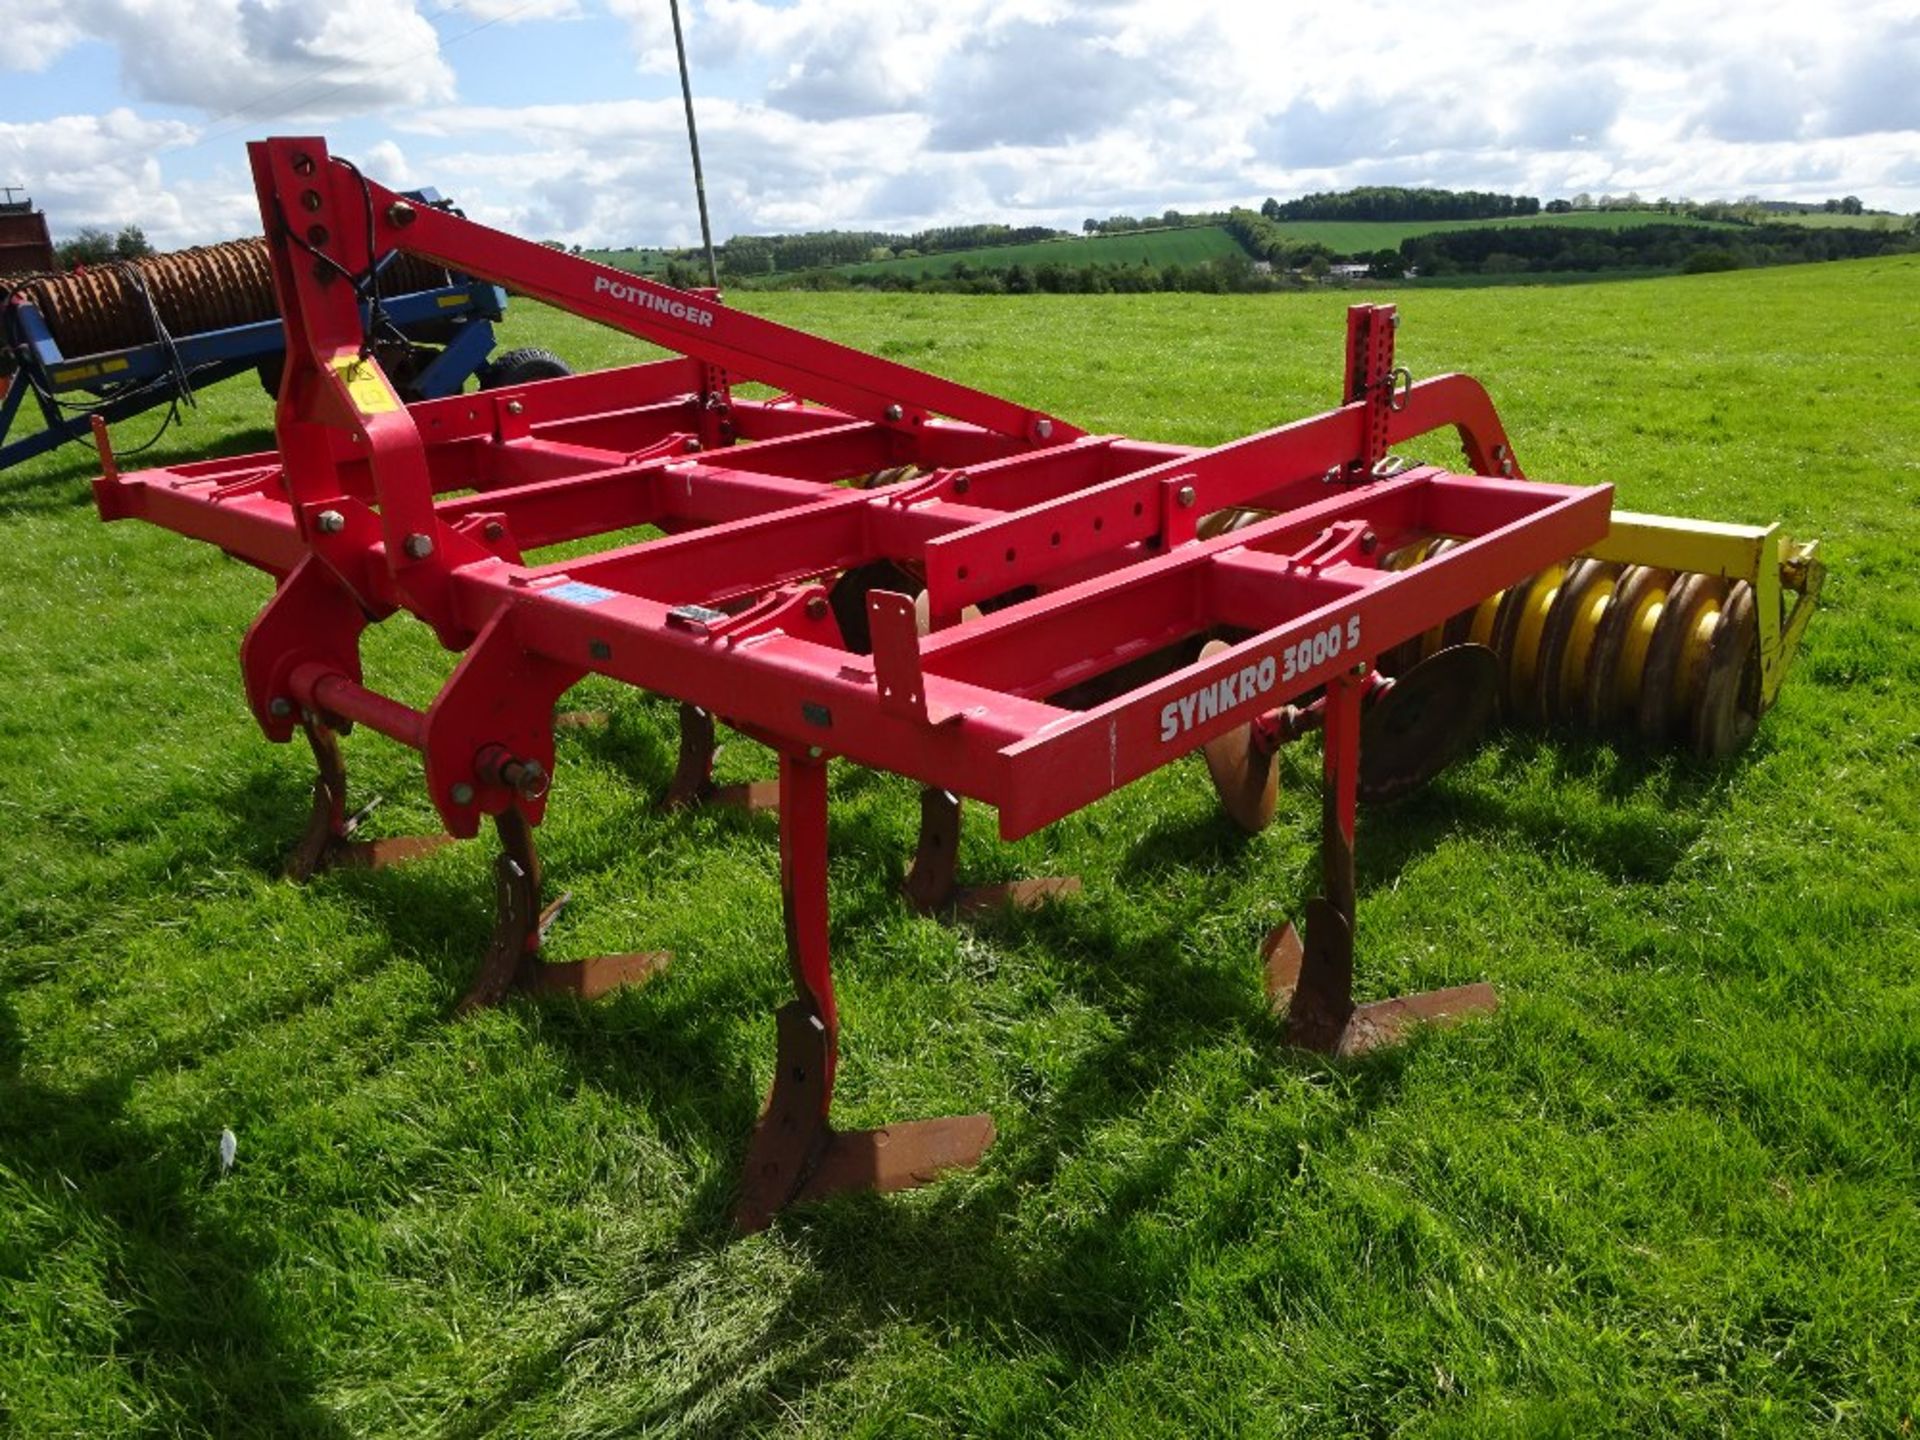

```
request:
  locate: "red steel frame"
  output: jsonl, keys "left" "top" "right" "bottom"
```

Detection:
{"left": 93, "top": 138, "right": 1612, "bottom": 1228}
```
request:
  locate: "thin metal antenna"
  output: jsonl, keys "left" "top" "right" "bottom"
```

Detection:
{"left": 668, "top": 0, "right": 719, "bottom": 289}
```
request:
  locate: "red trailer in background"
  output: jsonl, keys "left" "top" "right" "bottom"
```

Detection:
{"left": 0, "top": 190, "right": 56, "bottom": 278}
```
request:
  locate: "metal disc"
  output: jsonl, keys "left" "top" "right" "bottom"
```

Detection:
{"left": 1636, "top": 571, "right": 1725, "bottom": 744}
{"left": 1198, "top": 638, "right": 1278, "bottom": 832}
{"left": 1689, "top": 580, "right": 1761, "bottom": 760}
{"left": 1530, "top": 557, "right": 1618, "bottom": 727}
{"left": 1579, "top": 564, "right": 1673, "bottom": 732}
{"left": 1359, "top": 643, "right": 1500, "bottom": 802}
{"left": 1487, "top": 565, "right": 1565, "bottom": 713}
{"left": 827, "top": 558, "right": 922, "bottom": 653}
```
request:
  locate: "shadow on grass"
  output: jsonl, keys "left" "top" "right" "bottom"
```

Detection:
{"left": 13, "top": 702, "right": 1747, "bottom": 1433}
{"left": 0, "top": 423, "right": 279, "bottom": 520}
{"left": 424, "top": 882, "right": 1423, "bottom": 1437}
{"left": 1114, "top": 726, "right": 1732, "bottom": 895}
{"left": 0, "top": 988, "right": 353, "bottom": 1436}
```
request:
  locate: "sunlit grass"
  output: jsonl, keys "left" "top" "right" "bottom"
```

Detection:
{"left": 0, "top": 256, "right": 1915, "bottom": 1436}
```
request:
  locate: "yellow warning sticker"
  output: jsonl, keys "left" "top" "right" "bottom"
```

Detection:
{"left": 330, "top": 355, "right": 400, "bottom": 416}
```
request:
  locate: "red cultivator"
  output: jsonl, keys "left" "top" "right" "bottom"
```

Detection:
{"left": 94, "top": 139, "right": 1616, "bottom": 1229}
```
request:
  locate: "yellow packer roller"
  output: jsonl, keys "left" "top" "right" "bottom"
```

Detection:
{"left": 1378, "top": 514, "right": 1823, "bottom": 759}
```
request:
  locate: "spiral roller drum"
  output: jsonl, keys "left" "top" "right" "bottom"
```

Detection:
{"left": 12, "top": 239, "right": 452, "bottom": 358}
{"left": 1375, "top": 517, "right": 1818, "bottom": 760}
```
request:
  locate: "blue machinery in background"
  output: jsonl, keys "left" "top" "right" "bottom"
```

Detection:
{"left": 0, "top": 276, "right": 508, "bottom": 471}
{"left": 0, "top": 188, "right": 529, "bottom": 474}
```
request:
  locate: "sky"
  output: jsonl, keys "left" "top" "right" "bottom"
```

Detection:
{"left": 2, "top": 0, "right": 1917, "bottom": 251}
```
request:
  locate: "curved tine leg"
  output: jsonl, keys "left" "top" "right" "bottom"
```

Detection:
{"left": 285, "top": 717, "right": 452, "bottom": 883}
{"left": 662, "top": 703, "right": 780, "bottom": 814}
{"left": 456, "top": 809, "right": 668, "bottom": 1015}
{"left": 738, "top": 754, "right": 992, "bottom": 1233}
{"left": 903, "top": 787, "right": 962, "bottom": 912}
{"left": 903, "top": 787, "right": 1081, "bottom": 920}
{"left": 1260, "top": 672, "right": 1495, "bottom": 1057}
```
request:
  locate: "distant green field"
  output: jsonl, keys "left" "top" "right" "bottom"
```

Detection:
{"left": 1762, "top": 212, "right": 1912, "bottom": 230}
{"left": 838, "top": 225, "right": 1243, "bottom": 278}
{"left": 1266, "top": 210, "right": 1738, "bottom": 255}
{"left": 584, "top": 247, "right": 667, "bottom": 276}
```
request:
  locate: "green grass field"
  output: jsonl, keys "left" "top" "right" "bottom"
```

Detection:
{"left": 1260, "top": 209, "right": 1738, "bottom": 255}
{"left": 837, "top": 224, "right": 1245, "bottom": 279}
{"left": 583, "top": 247, "right": 671, "bottom": 277}
{"left": 2, "top": 257, "right": 1917, "bottom": 1436}
{"left": 1759, "top": 212, "right": 1912, "bottom": 230}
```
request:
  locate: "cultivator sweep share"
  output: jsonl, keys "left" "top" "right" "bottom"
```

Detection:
{"left": 93, "top": 140, "right": 1818, "bottom": 1228}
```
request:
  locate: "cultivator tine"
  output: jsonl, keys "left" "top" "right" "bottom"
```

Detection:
{"left": 455, "top": 810, "right": 668, "bottom": 1014}
{"left": 1264, "top": 673, "right": 1498, "bottom": 1057}
{"left": 903, "top": 788, "right": 1080, "bottom": 918}
{"left": 738, "top": 756, "right": 993, "bottom": 1232}
{"left": 662, "top": 703, "right": 780, "bottom": 813}
{"left": 285, "top": 719, "right": 452, "bottom": 882}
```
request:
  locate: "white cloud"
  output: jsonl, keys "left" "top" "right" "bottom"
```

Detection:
{"left": 0, "top": 0, "right": 457, "bottom": 117}
{"left": 6, "top": 0, "right": 1918, "bottom": 250}
{"left": 0, "top": 111, "right": 261, "bottom": 249}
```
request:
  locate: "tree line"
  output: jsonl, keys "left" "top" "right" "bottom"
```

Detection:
{"left": 1398, "top": 222, "right": 1917, "bottom": 278}
{"left": 717, "top": 223, "right": 1068, "bottom": 276}
{"left": 51, "top": 225, "right": 154, "bottom": 270}
{"left": 1260, "top": 187, "right": 1541, "bottom": 222}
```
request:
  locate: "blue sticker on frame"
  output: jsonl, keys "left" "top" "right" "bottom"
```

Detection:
{"left": 547, "top": 581, "right": 619, "bottom": 606}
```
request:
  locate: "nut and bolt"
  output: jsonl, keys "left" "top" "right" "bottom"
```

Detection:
{"left": 1351, "top": 661, "right": 1370, "bottom": 678}
{"left": 1360, "top": 529, "right": 1378, "bottom": 553}
{"left": 482, "top": 521, "right": 506, "bottom": 542}
{"left": 500, "top": 758, "right": 549, "bottom": 802}
{"left": 1035, "top": 419, "right": 1054, "bottom": 440}
{"left": 403, "top": 533, "right": 434, "bottom": 560}
{"left": 805, "top": 596, "right": 829, "bottom": 621}
{"left": 884, "top": 403, "right": 904, "bottom": 421}
{"left": 684, "top": 438, "right": 701, "bottom": 452}
{"left": 1176, "top": 484, "right": 1196, "bottom": 509}
{"left": 315, "top": 509, "right": 346, "bottom": 534}
{"left": 386, "top": 201, "right": 416, "bottom": 227}
{"left": 268, "top": 697, "right": 293, "bottom": 718}
{"left": 952, "top": 474, "right": 970, "bottom": 494}
{"left": 506, "top": 400, "right": 524, "bottom": 416}
{"left": 450, "top": 782, "right": 476, "bottom": 805}
{"left": 807, "top": 745, "right": 823, "bottom": 759}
